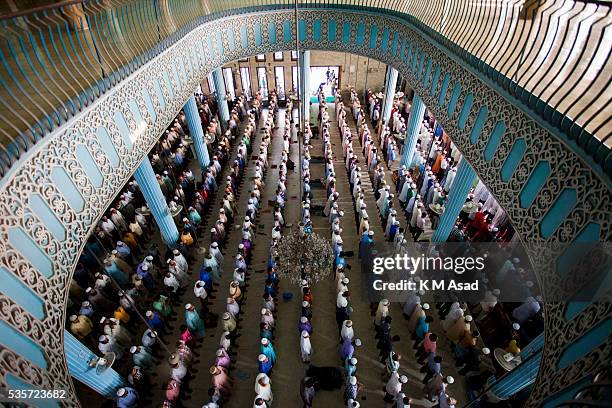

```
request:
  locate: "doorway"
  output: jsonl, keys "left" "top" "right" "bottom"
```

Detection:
{"left": 275, "top": 66, "right": 286, "bottom": 100}
{"left": 257, "top": 67, "right": 269, "bottom": 100}
{"left": 309, "top": 66, "right": 340, "bottom": 103}
{"left": 240, "top": 67, "right": 252, "bottom": 100}
{"left": 223, "top": 67, "right": 236, "bottom": 100}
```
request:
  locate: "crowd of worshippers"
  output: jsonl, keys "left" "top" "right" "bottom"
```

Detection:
{"left": 338, "top": 88, "right": 465, "bottom": 407}
{"left": 249, "top": 93, "right": 294, "bottom": 408}
{"left": 354, "top": 87, "right": 515, "bottom": 243}
{"left": 296, "top": 92, "right": 365, "bottom": 407}
{"left": 66, "top": 88, "right": 265, "bottom": 407}
{"left": 348, "top": 86, "right": 543, "bottom": 406}
{"left": 169, "top": 94, "right": 262, "bottom": 408}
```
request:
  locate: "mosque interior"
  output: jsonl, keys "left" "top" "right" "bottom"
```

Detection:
{"left": 0, "top": 1, "right": 609, "bottom": 408}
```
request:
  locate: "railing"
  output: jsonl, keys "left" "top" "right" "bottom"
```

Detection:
{"left": 555, "top": 367, "right": 611, "bottom": 407}
{"left": 0, "top": 0, "right": 609, "bottom": 178}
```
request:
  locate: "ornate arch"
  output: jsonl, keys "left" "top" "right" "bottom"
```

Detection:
{"left": 0, "top": 8, "right": 608, "bottom": 406}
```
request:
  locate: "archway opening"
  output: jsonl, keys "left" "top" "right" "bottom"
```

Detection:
{"left": 66, "top": 50, "right": 544, "bottom": 408}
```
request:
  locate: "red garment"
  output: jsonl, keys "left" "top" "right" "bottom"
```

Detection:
{"left": 180, "top": 328, "right": 195, "bottom": 347}
{"left": 473, "top": 211, "right": 486, "bottom": 226}
{"left": 472, "top": 222, "right": 490, "bottom": 241}
{"left": 423, "top": 332, "right": 437, "bottom": 354}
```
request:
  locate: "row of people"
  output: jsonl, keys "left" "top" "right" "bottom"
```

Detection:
{"left": 341, "top": 92, "right": 413, "bottom": 406}
{"left": 157, "top": 97, "right": 254, "bottom": 408}
{"left": 320, "top": 94, "right": 365, "bottom": 408}
{"left": 200, "top": 98, "right": 268, "bottom": 408}
{"left": 88, "top": 95, "right": 230, "bottom": 408}
{"left": 253, "top": 93, "right": 287, "bottom": 408}
{"left": 346, "top": 89, "right": 463, "bottom": 407}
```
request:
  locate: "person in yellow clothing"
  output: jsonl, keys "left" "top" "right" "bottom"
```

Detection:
{"left": 69, "top": 314, "right": 94, "bottom": 339}
{"left": 114, "top": 306, "right": 131, "bottom": 324}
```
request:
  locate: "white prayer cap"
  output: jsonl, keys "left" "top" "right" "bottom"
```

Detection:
{"left": 512, "top": 323, "right": 521, "bottom": 330}
{"left": 349, "top": 376, "right": 357, "bottom": 385}
{"left": 302, "top": 301, "right": 309, "bottom": 307}
{"left": 145, "top": 311, "right": 153, "bottom": 318}
{"left": 301, "top": 331, "right": 309, "bottom": 338}
{"left": 69, "top": 315, "right": 77, "bottom": 322}
{"left": 216, "top": 349, "right": 224, "bottom": 357}
{"left": 482, "top": 347, "right": 491, "bottom": 355}
{"left": 99, "top": 317, "right": 107, "bottom": 324}
{"left": 350, "top": 357, "right": 357, "bottom": 365}
{"left": 422, "top": 303, "right": 430, "bottom": 310}
{"left": 223, "top": 312, "right": 231, "bottom": 320}
{"left": 258, "top": 354, "right": 267, "bottom": 362}
{"left": 99, "top": 335, "right": 108, "bottom": 342}
{"left": 342, "top": 278, "right": 349, "bottom": 284}
{"left": 354, "top": 339, "right": 362, "bottom": 346}
{"left": 185, "top": 303, "right": 193, "bottom": 310}
{"left": 446, "top": 376, "right": 455, "bottom": 384}
{"left": 211, "top": 242, "right": 218, "bottom": 248}
{"left": 399, "top": 375, "right": 408, "bottom": 383}
{"left": 117, "top": 388, "right": 127, "bottom": 397}
{"left": 261, "top": 308, "right": 268, "bottom": 315}
{"left": 261, "top": 376, "right": 270, "bottom": 385}
{"left": 300, "top": 316, "right": 308, "bottom": 323}
{"left": 173, "top": 249, "right": 180, "bottom": 255}
{"left": 418, "top": 289, "right": 426, "bottom": 296}
{"left": 145, "top": 256, "right": 153, "bottom": 261}
{"left": 492, "top": 289, "right": 501, "bottom": 296}
{"left": 345, "top": 320, "right": 353, "bottom": 327}
{"left": 526, "top": 280, "right": 534, "bottom": 288}
{"left": 129, "top": 346, "right": 138, "bottom": 354}
{"left": 512, "top": 257, "right": 521, "bottom": 264}
{"left": 536, "top": 295, "right": 543, "bottom": 302}
{"left": 261, "top": 338, "right": 269, "bottom": 345}
{"left": 465, "top": 315, "right": 473, "bottom": 322}
{"left": 82, "top": 301, "right": 90, "bottom": 307}
{"left": 382, "top": 299, "right": 390, "bottom": 306}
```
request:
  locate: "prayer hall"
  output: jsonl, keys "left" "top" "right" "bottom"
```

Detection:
{"left": 0, "top": 1, "right": 609, "bottom": 408}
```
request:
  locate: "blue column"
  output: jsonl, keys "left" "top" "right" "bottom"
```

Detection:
{"left": 431, "top": 157, "right": 477, "bottom": 242}
{"left": 299, "top": 50, "right": 311, "bottom": 123}
{"left": 211, "top": 68, "right": 229, "bottom": 130}
{"left": 400, "top": 94, "right": 426, "bottom": 169}
{"left": 380, "top": 67, "right": 398, "bottom": 125}
{"left": 64, "top": 331, "right": 125, "bottom": 398}
{"left": 184, "top": 95, "right": 209, "bottom": 169}
{"left": 134, "top": 159, "right": 179, "bottom": 247}
{"left": 520, "top": 332, "right": 545, "bottom": 360}
{"left": 488, "top": 351, "right": 542, "bottom": 400}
